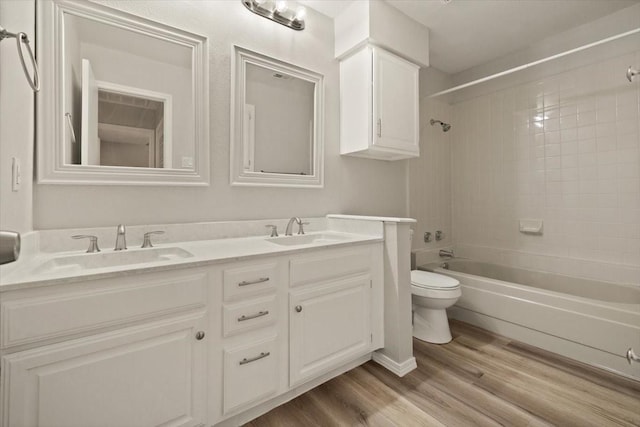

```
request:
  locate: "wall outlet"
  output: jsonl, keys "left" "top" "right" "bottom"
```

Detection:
{"left": 181, "top": 157, "right": 194, "bottom": 168}
{"left": 11, "top": 157, "right": 21, "bottom": 192}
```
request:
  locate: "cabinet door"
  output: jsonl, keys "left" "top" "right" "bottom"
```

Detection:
{"left": 1, "top": 314, "right": 207, "bottom": 427}
{"left": 372, "top": 48, "right": 419, "bottom": 154}
{"left": 289, "top": 274, "right": 371, "bottom": 386}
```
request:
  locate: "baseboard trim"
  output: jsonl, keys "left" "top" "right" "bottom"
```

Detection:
{"left": 372, "top": 351, "right": 417, "bottom": 377}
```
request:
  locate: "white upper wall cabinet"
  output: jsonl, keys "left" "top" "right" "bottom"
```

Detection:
{"left": 340, "top": 45, "right": 419, "bottom": 161}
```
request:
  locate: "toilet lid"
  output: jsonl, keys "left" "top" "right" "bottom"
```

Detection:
{"left": 411, "top": 270, "right": 460, "bottom": 290}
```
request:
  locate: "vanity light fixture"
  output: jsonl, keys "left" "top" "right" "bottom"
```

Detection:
{"left": 241, "top": 0, "right": 306, "bottom": 31}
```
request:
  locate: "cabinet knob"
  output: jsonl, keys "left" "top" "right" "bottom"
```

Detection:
{"left": 195, "top": 331, "right": 205, "bottom": 340}
{"left": 295, "top": 305, "right": 302, "bottom": 313}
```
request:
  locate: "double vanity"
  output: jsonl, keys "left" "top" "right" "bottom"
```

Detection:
{"left": 0, "top": 215, "right": 418, "bottom": 426}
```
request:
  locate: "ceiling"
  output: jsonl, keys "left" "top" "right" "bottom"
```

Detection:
{"left": 298, "top": 0, "right": 639, "bottom": 74}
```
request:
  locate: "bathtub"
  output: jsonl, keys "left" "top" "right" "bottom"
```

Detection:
{"left": 419, "top": 259, "right": 640, "bottom": 380}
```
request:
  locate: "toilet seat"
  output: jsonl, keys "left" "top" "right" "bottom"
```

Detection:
{"left": 411, "top": 270, "right": 460, "bottom": 290}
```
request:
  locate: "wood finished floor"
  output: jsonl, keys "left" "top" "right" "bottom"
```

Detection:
{"left": 246, "top": 320, "right": 640, "bottom": 427}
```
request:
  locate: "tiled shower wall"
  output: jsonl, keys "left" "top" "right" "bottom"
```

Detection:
{"left": 451, "top": 50, "right": 640, "bottom": 284}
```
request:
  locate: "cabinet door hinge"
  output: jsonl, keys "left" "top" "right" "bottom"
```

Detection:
{"left": 377, "top": 118, "right": 382, "bottom": 137}
{"left": 370, "top": 280, "right": 373, "bottom": 289}
{"left": 370, "top": 333, "right": 373, "bottom": 342}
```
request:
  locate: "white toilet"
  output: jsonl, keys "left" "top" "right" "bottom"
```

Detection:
{"left": 411, "top": 270, "right": 461, "bottom": 344}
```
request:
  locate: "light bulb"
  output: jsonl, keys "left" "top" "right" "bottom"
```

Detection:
{"left": 275, "top": 0, "right": 288, "bottom": 13}
{"left": 294, "top": 6, "right": 306, "bottom": 20}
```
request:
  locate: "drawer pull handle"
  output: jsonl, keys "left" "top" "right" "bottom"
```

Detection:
{"left": 238, "top": 310, "right": 269, "bottom": 322}
{"left": 295, "top": 305, "right": 302, "bottom": 313}
{"left": 238, "top": 277, "right": 269, "bottom": 286}
{"left": 239, "top": 351, "right": 270, "bottom": 365}
{"left": 195, "top": 331, "right": 205, "bottom": 340}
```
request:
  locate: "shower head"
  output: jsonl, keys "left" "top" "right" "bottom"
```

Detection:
{"left": 430, "top": 119, "right": 451, "bottom": 132}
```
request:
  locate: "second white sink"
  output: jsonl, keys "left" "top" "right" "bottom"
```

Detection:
{"left": 265, "top": 232, "right": 351, "bottom": 246}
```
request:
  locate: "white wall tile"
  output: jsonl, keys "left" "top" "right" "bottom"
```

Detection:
{"left": 448, "top": 48, "right": 640, "bottom": 281}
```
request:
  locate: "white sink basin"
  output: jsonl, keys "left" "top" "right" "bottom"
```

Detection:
{"left": 34, "top": 247, "right": 193, "bottom": 275}
{"left": 266, "top": 233, "right": 351, "bottom": 246}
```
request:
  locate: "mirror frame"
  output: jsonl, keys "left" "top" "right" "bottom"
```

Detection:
{"left": 36, "top": 0, "right": 209, "bottom": 186}
{"left": 230, "top": 45, "right": 324, "bottom": 188}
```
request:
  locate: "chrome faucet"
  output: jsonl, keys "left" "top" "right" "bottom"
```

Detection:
{"left": 285, "top": 217, "right": 302, "bottom": 236}
{"left": 439, "top": 249, "right": 454, "bottom": 259}
{"left": 114, "top": 224, "right": 127, "bottom": 251}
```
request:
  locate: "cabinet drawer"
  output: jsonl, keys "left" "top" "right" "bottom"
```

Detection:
{"left": 290, "top": 247, "right": 371, "bottom": 287}
{"left": 223, "top": 296, "right": 276, "bottom": 337}
{"left": 1, "top": 272, "right": 207, "bottom": 349}
{"left": 223, "top": 335, "right": 278, "bottom": 414}
{"left": 223, "top": 263, "right": 277, "bottom": 301}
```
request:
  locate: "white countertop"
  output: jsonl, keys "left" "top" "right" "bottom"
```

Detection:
{"left": 0, "top": 231, "right": 383, "bottom": 292}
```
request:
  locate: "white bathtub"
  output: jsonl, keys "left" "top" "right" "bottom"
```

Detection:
{"left": 420, "top": 260, "right": 640, "bottom": 379}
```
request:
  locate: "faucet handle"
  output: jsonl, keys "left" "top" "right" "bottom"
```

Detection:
{"left": 266, "top": 225, "right": 278, "bottom": 237}
{"left": 297, "top": 222, "right": 309, "bottom": 235}
{"left": 72, "top": 235, "right": 100, "bottom": 253}
{"left": 141, "top": 231, "right": 165, "bottom": 248}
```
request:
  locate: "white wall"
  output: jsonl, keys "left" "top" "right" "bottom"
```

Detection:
{"left": 451, "top": 48, "right": 640, "bottom": 284}
{"left": 22, "top": 0, "right": 409, "bottom": 229}
{"left": 0, "top": 0, "right": 35, "bottom": 233}
{"left": 451, "top": 3, "right": 640, "bottom": 88}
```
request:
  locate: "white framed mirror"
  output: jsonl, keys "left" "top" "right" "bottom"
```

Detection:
{"left": 231, "top": 46, "right": 324, "bottom": 188}
{"left": 37, "top": 0, "right": 209, "bottom": 186}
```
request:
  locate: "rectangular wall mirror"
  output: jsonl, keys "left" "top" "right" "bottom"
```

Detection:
{"left": 231, "top": 46, "right": 324, "bottom": 188}
{"left": 37, "top": 0, "right": 209, "bottom": 185}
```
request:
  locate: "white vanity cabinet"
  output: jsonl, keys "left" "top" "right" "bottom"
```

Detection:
{"left": 0, "top": 270, "right": 209, "bottom": 427}
{"left": 212, "top": 243, "right": 383, "bottom": 426}
{"left": 340, "top": 45, "right": 420, "bottom": 161}
{"left": 0, "top": 240, "right": 384, "bottom": 427}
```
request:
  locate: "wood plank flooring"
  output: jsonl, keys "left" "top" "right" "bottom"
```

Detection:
{"left": 246, "top": 320, "right": 640, "bottom": 427}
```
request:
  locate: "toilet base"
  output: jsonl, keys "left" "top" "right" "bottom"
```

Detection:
{"left": 412, "top": 306, "right": 453, "bottom": 344}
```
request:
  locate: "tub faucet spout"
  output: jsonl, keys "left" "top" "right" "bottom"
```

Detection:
{"left": 439, "top": 249, "right": 454, "bottom": 259}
